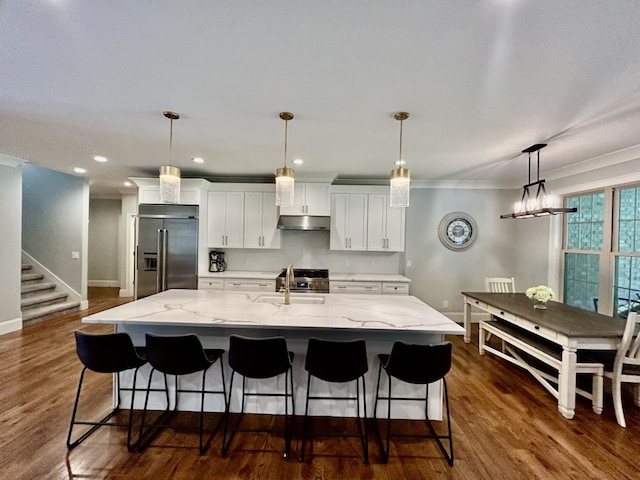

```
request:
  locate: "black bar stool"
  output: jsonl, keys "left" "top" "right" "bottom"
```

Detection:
{"left": 300, "top": 337, "right": 369, "bottom": 463}
{"left": 67, "top": 331, "right": 147, "bottom": 451}
{"left": 138, "top": 333, "right": 226, "bottom": 455}
{"left": 222, "top": 335, "right": 295, "bottom": 458}
{"left": 373, "top": 341, "right": 454, "bottom": 465}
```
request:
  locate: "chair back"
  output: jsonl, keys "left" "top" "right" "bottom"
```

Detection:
{"left": 614, "top": 312, "right": 640, "bottom": 375}
{"left": 228, "top": 335, "right": 292, "bottom": 378}
{"left": 385, "top": 341, "right": 452, "bottom": 385}
{"left": 305, "top": 338, "right": 368, "bottom": 382}
{"left": 145, "top": 333, "right": 211, "bottom": 375}
{"left": 485, "top": 276, "right": 515, "bottom": 293}
{"left": 75, "top": 331, "right": 145, "bottom": 373}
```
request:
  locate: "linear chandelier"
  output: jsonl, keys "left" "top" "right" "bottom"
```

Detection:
{"left": 500, "top": 143, "right": 577, "bottom": 219}
{"left": 275, "top": 112, "right": 295, "bottom": 206}
{"left": 159, "top": 111, "right": 181, "bottom": 204}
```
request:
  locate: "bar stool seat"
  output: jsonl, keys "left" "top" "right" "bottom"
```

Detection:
{"left": 222, "top": 335, "right": 295, "bottom": 458}
{"left": 67, "top": 331, "right": 147, "bottom": 451}
{"left": 300, "top": 337, "right": 369, "bottom": 463}
{"left": 374, "top": 341, "right": 454, "bottom": 465}
{"left": 138, "top": 333, "right": 226, "bottom": 455}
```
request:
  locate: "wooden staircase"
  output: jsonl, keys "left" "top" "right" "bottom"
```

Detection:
{"left": 21, "top": 264, "right": 80, "bottom": 323}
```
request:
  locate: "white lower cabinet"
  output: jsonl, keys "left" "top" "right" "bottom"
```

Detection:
{"left": 331, "top": 280, "right": 409, "bottom": 295}
{"left": 198, "top": 278, "right": 224, "bottom": 290}
{"left": 382, "top": 282, "right": 409, "bottom": 295}
{"left": 223, "top": 279, "right": 276, "bottom": 292}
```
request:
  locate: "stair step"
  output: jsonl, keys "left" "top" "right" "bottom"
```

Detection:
{"left": 21, "top": 291, "right": 68, "bottom": 309}
{"left": 21, "top": 264, "right": 33, "bottom": 271}
{"left": 22, "top": 301, "right": 81, "bottom": 323}
{"left": 21, "top": 272, "right": 45, "bottom": 283}
{"left": 21, "top": 282, "right": 57, "bottom": 296}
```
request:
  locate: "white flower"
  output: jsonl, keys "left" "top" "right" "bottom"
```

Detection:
{"left": 525, "top": 285, "right": 555, "bottom": 303}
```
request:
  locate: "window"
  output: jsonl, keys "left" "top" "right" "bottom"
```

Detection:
{"left": 563, "top": 185, "right": 640, "bottom": 317}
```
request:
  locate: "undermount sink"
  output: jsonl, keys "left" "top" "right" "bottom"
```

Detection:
{"left": 254, "top": 295, "right": 326, "bottom": 305}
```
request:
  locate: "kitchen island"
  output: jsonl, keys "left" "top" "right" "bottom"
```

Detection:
{"left": 83, "top": 289, "right": 463, "bottom": 419}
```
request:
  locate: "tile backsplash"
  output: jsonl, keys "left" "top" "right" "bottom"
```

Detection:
{"left": 221, "top": 230, "right": 403, "bottom": 274}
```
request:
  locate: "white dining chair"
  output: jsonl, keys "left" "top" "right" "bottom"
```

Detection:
{"left": 484, "top": 277, "right": 515, "bottom": 293}
{"left": 605, "top": 312, "right": 640, "bottom": 427}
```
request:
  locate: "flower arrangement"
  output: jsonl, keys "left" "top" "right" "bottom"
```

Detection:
{"left": 526, "top": 285, "right": 555, "bottom": 304}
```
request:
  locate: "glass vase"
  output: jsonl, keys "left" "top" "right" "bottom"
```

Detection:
{"left": 533, "top": 299, "right": 547, "bottom": 310}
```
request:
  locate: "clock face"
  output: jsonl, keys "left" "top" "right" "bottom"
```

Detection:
{"left": 438, "top": 212, "right": 477, "bottom": 251}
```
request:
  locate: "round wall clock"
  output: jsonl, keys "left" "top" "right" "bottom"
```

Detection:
{"left": 438, "top": 212, "right": 477, "bottom": 251}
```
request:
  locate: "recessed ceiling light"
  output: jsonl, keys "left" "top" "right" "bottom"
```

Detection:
{"left": 192, "top": 157, "right": 204, "bottom": 164}
{"left": 293, "top": 158, "right": 304, "bottom": 165}
{"left": 73, "top": 167, "right": 86, "bottom": 174}
{"left": 93, "top": 155, "right": 108, "bottom": 162}
{"left": 124, "top": 181, "right": 132, "bottom": 187}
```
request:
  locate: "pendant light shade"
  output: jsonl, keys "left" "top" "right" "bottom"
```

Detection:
{"left": 500, "top": 144, "right": 577, "bottom": 219}
{"left": 275, "top": 112, "right": 295, "bottom": 206}
{"left": 159, "top": 111, "right": 181, "bottom": 204}
{"left": 390, "top": 112, "right": 410, "bottom": 207}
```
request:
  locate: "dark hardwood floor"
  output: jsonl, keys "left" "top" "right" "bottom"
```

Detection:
{"left": 1, "top": 289, "right": 639, "bottom": 479}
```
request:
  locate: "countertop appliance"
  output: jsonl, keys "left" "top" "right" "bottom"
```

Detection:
{"left": 135, "top": 204, "right": 198, "bottom": 299}
{"left": 275, "top": 268, "right": 329, "bottom": 293}
{"left": 209, "top": 250, "right": 227, "bottom": 272}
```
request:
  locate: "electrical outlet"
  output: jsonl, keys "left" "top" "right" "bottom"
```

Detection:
{"left": 442, "top": 300, "right": 449, "bottom": 309}
{"left": 71, "top": 251, "right": 80, "bottom": 259}
{"left": 406, "top": 260, "right": 412, "bottom": 268}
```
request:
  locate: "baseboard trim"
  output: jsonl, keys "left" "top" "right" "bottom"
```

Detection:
{"left": 88, "top": 280, "right": 120, "bottom": 288}
{"left": 80, "top": 300, "right": 89, "bottom": 310}
{"left": 0, "top": 316, "right": 23, "bottom": 335}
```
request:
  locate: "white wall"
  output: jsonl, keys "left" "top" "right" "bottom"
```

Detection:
{"left": 0, "top": 160, "right": 23, "bottom": 334}
{"left": 88, "top": 199, "right": 121, "bottom": 286}
{"left": 22, "top": 164, "right": 88, "bottom": 297}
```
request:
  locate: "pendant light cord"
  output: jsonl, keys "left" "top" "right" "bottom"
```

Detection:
{"left": 398, "top": 117, "right": 403, "bottom": 164}
{"left": 283, "top": 118, "right": 288, "bottom": 168}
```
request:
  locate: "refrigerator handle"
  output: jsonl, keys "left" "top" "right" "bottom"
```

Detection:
{"left": 160, "top": 229, "right": 169, "bottom": 291}
{"left": 156, "top": 229, "right": 163, "bottom": 293}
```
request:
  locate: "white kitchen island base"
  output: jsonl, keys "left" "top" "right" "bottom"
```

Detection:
{"left": 83, "top": 289, "right": 464, "bottom": 420}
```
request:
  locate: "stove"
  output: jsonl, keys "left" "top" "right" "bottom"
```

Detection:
{"left": 275, "top": 268, "right": 329, "bottom": 294}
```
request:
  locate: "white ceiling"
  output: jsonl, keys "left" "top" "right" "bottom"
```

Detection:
{"left": 2, "top": 1, "right": 640, "bottom": 197}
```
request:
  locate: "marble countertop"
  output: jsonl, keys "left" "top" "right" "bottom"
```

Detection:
{"left": 84, "top": 289, "right": 462, "bottom": 334}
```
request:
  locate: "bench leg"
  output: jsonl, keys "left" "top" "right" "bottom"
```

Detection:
{"left": 558, "top": 347, "right": 577, "bottom": 420}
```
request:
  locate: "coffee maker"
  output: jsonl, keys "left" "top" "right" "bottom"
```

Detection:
{"left": 208, "top": 251, "right": 227, "bottom": 272}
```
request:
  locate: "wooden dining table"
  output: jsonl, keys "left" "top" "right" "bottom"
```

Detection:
{"left": 462, "top": 292, "right": 626, "bottom": 419}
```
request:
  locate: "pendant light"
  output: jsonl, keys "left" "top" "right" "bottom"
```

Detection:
{"left": 390, "top": 112, "right": 411, "bottom": 207}
{"left": 159, "top": 111, "right": 181, "bottom": 204}
{"left": 500, "top": 143, "right": 577, "bottom": 219}
{"left": 275, "top": 112, "right": 295, "bottom": 206}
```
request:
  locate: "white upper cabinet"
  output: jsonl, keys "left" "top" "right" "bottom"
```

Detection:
{"left": 207, "top": 191, "right": 245, "bottom": 248}
{"left": 244, "top": 192, "right": 281, "bottom": 249}
{"left": 367, "top": 194, "right": 405, "bottom": 252}
{"left": 330, "top": 193, "right": 368, "bottom": 251}
{"left": 279, "top": 183, "right": 330, "bottom": 216}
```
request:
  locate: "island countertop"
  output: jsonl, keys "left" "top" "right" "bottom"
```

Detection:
{"left": 83, "top": 289, "right": 463, "bottom": 335}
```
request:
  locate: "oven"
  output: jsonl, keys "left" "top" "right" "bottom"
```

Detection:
{"left": 275, "top": 268, "right": 329, "bottom": 294}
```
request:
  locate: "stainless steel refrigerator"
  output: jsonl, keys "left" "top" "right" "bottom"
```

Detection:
{"left": 135, "top": 204, "right": 198, "bottom": 299}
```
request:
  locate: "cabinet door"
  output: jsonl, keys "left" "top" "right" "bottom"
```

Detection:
{"left": 346, "top": 193, "right": 368, "bottom": 250}
{"left": 304, "top": 183, "right": 330, "bottom": 216}
{"left": 243, "top": 192, "right": 264, "bottom": 248}
{"left": 366, "top": 194, "right": 388, "bottom": 251}
{"left": 385, "top": 201, "right": 405, "bottom": 251}
{"left": 260, "top": 192, "right": 281, "bottom": 249}
{"left": 330, "top": 194, "right": 349, "bottom": 250}
{"left": 207, "top": 191, "right": 227, "bottom": 248}
{"left": 224, "top": 192, "right": 245, "bottom": 248}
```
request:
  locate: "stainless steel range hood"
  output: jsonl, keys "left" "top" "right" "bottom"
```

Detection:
{"left": 277, "top": 215, "right": 330, "bottom": 231}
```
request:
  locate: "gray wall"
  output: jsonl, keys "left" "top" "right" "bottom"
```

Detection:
{"left": 89, "top": 199, "right": 121, "bottom": 286}
{"left": 404, "top": 187, "right": 549, "bottom": 313}
{"left": 0, "top": 162, "right": 23, "bottom": 332}
{"left": 22, "top": 164, "right": 87, "bottom": 294}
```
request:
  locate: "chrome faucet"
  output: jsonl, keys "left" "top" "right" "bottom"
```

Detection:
{"left": 283, "top": 264, "right": 294, "bottom": 305}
